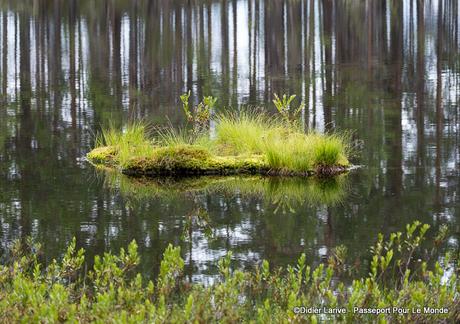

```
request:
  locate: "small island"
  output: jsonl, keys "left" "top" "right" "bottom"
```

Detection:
{"left": 87, "top": 97, "right": 351, "bottom": 178}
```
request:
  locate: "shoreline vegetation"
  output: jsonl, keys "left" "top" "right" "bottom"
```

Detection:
{"left": 87, "top": 94, "right": 351, "bottom": 178}
{"left": 0, "top": 222, "right": 458, "bottom": 323}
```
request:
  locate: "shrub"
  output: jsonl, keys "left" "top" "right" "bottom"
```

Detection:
{"left": 272, "top": 93, "right": 305, "bottom": 125}
{"left": 180, "top": 91, "right": 217, "bottom": 134}
{"left": 0, "top": 222, "right": 458, "bottom": 323}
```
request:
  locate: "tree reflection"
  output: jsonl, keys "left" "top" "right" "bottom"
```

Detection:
{"left": 0, "top": 0, "right": 459, "bottom": 280}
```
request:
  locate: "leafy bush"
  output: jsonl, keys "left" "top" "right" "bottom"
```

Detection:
{"left": 0, "top": 222, "right": 458, "bottom": 323}
{"left": 272, "top": 93, "right": 305, "bottom": 125}
{"left": 180, "top": 90, "right": 217, "bottom": 134}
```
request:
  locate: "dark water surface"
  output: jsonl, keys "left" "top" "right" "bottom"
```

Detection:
{"left": 0, "top": 0, "right": 459, "bottom": 282}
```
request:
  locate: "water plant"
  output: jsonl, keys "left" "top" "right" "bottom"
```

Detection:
{"left": 0, "top": 222, "right": 458, "bottom": 323}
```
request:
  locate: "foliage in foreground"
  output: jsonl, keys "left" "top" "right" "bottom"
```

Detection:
{"left": 0, "top": 222, "right": 458, "bottom": 323}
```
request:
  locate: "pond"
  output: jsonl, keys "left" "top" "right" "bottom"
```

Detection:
{"left": 0, "top": 0, "right": 459, "bottom": 282}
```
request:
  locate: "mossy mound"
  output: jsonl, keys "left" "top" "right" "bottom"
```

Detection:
{"left": 87, "top": 146, "right": 118, "bottom": 165}
{"left": 87, "top": 143, "right": 349, "bottom": 177}
{"left": 87, "top": 116, "right": 352, "bottom": 178}
{"left": 88, "top": 144, "right": 272, "bottom": 177}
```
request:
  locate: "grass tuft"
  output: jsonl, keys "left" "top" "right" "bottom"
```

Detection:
{"left": 214, "top": 112, "right": 280, "bottom": 155}
{"left": 95, "top": 121, "right": 155, "bottom": 168}
{"left": 215, "top": 111, "right": 350, "bottom": 172}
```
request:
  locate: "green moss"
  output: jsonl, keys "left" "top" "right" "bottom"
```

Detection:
{"left": 87, "top": 142, "right": 347, "bottom": 177}
{"left": 86, "top": 146, "right": 118, "bottom": 165}
{"left": 119, "top": 145, "right": 270, "bottom": 176}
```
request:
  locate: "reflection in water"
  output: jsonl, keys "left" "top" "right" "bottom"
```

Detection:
{"left": 103, "top": 173, "right": 348, "bottom": 211}
{"left": 0, "top": 1, "right": 459, "bottom": 280}
{"left": 101, "top": 172, "right": 348, "bottom": 281}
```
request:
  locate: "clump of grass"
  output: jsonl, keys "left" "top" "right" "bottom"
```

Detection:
{"left": 95, "top": 120, "right": 150, "bottom": 148}
{"left": 94, "top": 121, "right": 155, "bottom": 168}
{"left": 156, "top": 126, "right": 193, "bottom": 146}
{"left": 156, "top": 125, "right": 214, "bottom": 151}
{"left": 215, "top": 111, "right": 350, "bottom": 172}
{"left": 214, "top": 111, "right": 279, "bottom": 155}
{"left": 263, "top": 133, "right": 316, "bottom": 173}
{"left": 311, "top": 133, "right": 350, "bottom": 166}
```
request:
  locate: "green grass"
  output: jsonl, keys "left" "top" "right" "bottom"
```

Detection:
{"left": 0, "top": 222, "right": 458, "bottom": 323}
{"left": 88, "top": 112, "right": 351, "bottom": 176}
{"left": 215, "top": 112, "right": 350, "bottom": 173}
{"left": 214, "top": 112, "right": 277, "bottom": 154}
{"left": 94, "top": 121, "right": 156, "bottom": 168}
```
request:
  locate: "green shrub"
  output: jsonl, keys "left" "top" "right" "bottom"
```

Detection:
{"left": 0, "top": 222, "right": 458, "bottom": 323}
{"left": 180, "top": 90, "right": 217, "bottom": 134}
{"left": 272, "top": 93, "right": 305, "bottom": 125}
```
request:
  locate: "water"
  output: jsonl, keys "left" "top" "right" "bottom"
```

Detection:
{"left": 0, "top": 0, "right": 459, "bottom": 282}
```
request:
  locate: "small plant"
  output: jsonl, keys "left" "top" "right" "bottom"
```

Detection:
{"left": 328, "top": 245, "right": 349, "bottom": 274}
{"left": 180, "top": 91, "right": 192, "bottom": 121}
{"left": 272, "top": 93, "right": 305, "bottom": 125}
{"left": 91, "top": 121, "right": 155, "bottom": 168}
{"left": 368, "top": 221, "right": 439, "bottom": 288}
{"left": 180, "top": 91, "right": 217, "bottom": 134}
